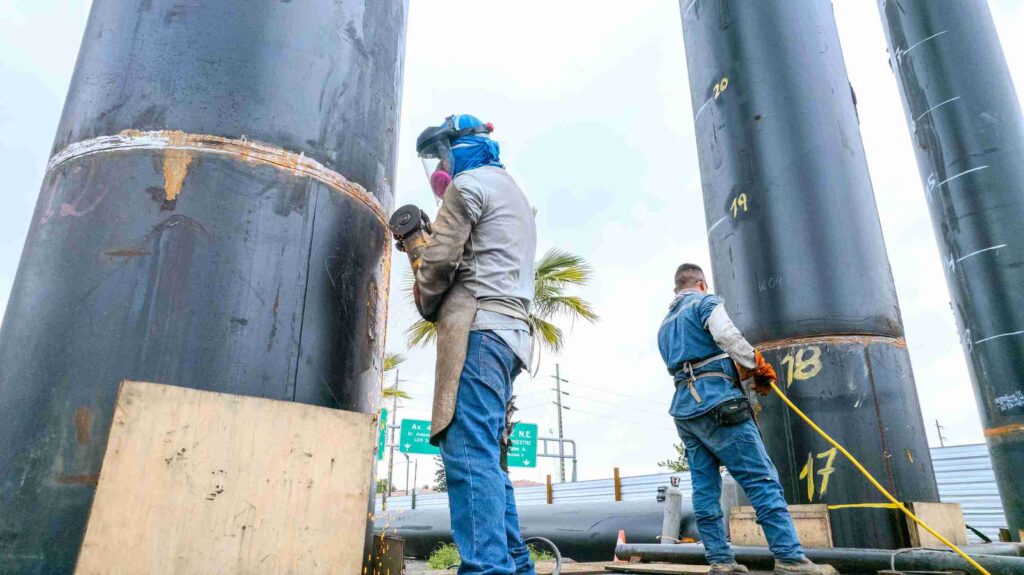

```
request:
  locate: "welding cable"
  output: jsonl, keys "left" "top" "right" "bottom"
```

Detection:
{"left": 524, "top": 536, "right": 563, "bottom": 575}
{"left": 768, "top": 380, "right": 992, "bottom": 575}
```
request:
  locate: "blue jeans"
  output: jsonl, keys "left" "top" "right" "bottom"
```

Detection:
{"left": 440, "top": 331, "right": 535, "bottom": 575}
{"left": 674, "top": 414, "right": 804, "bottom": 564}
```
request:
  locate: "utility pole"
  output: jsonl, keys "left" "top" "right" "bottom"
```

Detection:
{"left": 935, "top": 420, "right": 948, "bottom": 448}
{"left": 385, "top": 370, "right": 402, "bottom": 502}
{"left": 551, "top": 364, "right": 570, "bottom": 483}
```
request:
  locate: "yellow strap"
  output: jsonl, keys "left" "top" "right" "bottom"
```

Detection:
{"left": 768, "top": 380, "right": 991, "bottom": 575}
{"left": 826, "top": 502, "right": 899, "bottom": 510}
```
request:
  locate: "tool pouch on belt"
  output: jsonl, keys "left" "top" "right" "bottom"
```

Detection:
{"left": 499, "top": 396, "right": 518, "bottom": 473}
{"left": 713, "top": 396, "right": 752, "bottom": 427}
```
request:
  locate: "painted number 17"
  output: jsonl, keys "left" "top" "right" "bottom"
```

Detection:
{"left": 799, "top": 447, "right": 839, "bottom": 502}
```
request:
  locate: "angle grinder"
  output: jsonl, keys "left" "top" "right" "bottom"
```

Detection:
{"left": 389, "top": 204, "right": 432, "bottom": 271}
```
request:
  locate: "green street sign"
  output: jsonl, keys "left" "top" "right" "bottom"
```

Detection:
{"left": 507, "top": 423, "right": 538, "bottom": 468}
{"left": 397, "top": 418, "right": 537, "bottom": 467}
{"left": 400, "top": 419, "right": 440, "bottom": 455}
{"left": 378, "top": 408, "right": 388, "bottom": 460}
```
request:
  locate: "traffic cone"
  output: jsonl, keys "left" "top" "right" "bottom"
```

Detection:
{"left": 612, "top": 529, "right": 626, "bottom": 563}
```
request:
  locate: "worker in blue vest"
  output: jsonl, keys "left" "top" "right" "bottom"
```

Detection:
{"left": 658, "top": 263, "right": 837, "bottom": 575}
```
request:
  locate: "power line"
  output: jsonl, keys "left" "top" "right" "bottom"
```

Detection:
{"left": 568, "top": 392, "right": 668, "bottom": 417}
{"left": 567, "top": 406, "right": 676, "bottom": 432}
{"left": 565, "top": 380, "right": 666, "bottom": 405}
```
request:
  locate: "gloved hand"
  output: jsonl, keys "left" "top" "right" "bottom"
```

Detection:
{"left": 737, "top": 351, "right": 777, "bottom": 396}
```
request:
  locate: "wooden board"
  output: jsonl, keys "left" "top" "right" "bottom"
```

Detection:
{"left": 729, "top": 504, "right": 832, "bottom": 548}
{"left": 605, "top": 563, "right": 711, "bottom": 573}
{"left": 906, "top": 502, "right": 968, "bottom": 548}
{"left": 536, "top": 561, "right": 617, "bottom": 574}
{"left": 75, "top": 381, "right": 377, "bottom": 574}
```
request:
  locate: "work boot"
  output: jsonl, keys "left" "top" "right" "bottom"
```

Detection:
{"left": 709, "top": 563, "right": 749, "bottom": 575}
{"left": 773, "top": 557, "right": 838, "bottom": 575}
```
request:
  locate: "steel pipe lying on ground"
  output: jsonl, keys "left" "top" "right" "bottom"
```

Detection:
{"left": 377, "top": 500, "right": 698, "bottom": 563}
{"left": 616, "top": 543, "right": 1024, "bottom": 574}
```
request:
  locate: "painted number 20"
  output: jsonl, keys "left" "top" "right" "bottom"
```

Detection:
{"left": 713, "top": 77, "right": 729, "bottom": 99}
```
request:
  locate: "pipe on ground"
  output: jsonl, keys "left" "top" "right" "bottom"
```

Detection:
{"left": 377, "top": 500, "right": 699, "bottom": 563}
{"left": 616, "top": 543, "right": 1024, "bottom": 575}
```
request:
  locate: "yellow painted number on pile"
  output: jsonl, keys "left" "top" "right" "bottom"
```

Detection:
{"left": 780, "top": 346, "right": 822, "bottom": 388}
{"left": 731, "top": 193, "right": 748, "bottom": 218}
{"left": 713, "top": 77, "right": 729, "bottom": 99}
{"left": 798, "top": 447, "right": 839, "bottom": 502}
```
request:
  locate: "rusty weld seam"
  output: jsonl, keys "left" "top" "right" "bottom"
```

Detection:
{"left": 45, "top": 130, "right": 387, "bottom": 226}
{"left": 984, "top": 423, "right": 1024, "bottom": 438}
{"left": 755, "top": 334, "right": 907, "bottom": 352}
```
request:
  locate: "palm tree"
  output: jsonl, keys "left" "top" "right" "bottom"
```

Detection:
{"left": 382, "top": 352, "right": 411, "bottom": 401}
{"left": 404, "top": 248, "right": 598, "bottom": 357}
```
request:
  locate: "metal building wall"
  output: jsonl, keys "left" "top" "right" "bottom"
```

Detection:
{"left": 877, "top": 0, "right": 1024, "bottom": 539}
{"left": 0, "top": 2, "right": 408, "bottom": 572}
{"left": 932, "top": 444, "right": 1005, "bottom": 541}
{"left": 678, "top": 0, "right": 938, "bottom": 549}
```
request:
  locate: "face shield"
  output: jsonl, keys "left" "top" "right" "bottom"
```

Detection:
{"left": 416, "top": 127, "right": 455, "bottom": 199}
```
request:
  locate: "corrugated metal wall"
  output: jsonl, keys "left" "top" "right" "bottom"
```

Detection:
{"left": 378, "top": 443, "right": 1004, "bottom": 541}
{"left": 931, "top": 443, "right": 1004, "bottom": 540}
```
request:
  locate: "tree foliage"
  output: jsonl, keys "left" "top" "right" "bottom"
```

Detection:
{"left": 432, "top": 456, "right": 447, "bottom": 493}
{"left": 404, "top": 247, "right": 598, "bottom": 358}
{"left": 657, "top": 443, "right": 690, "bottom": 472}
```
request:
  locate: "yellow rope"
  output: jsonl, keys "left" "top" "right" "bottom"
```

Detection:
{"left": 768, "top": 380, "right": 991, "bottom": 575}
{"left": 826, "top": 503, "right": 898, "bottom": 510}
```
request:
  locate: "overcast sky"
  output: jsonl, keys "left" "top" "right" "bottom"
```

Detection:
{"left": 2, "top": 1, "right": 1022, "bottom": 487}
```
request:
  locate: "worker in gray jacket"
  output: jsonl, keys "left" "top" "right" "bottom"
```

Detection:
{"left": 410, "top": 114, "right": 537, "bottom": 575}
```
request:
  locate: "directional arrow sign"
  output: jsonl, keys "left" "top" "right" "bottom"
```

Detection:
{"left": 507, "top": 423, "right": 538, "bottom": 468}
{"left": 377, "top": 408, "right": 388, "bottom": 461}
{"left": 399, "top": 419, "right": 440, "bottom": 455}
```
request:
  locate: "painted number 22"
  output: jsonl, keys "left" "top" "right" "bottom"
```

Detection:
{"left": 780, "top": 346, "right": 822, "bottom": 388}
{"left": 799, "top": 447, "right": 839, "bottom": 502}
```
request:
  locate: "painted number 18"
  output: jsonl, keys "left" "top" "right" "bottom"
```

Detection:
{"left": 780, "top": 346, "right": 822, "bottom": 388}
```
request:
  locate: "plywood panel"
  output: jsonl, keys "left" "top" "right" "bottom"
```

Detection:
{"left": 76, "top": 381, "right": 377, "bottom": 574}
{"left": 729, "top": 504, "right": 832, "bottom": 548}
{"left": 907, "top": 502, "right": 968, "bottom": 548}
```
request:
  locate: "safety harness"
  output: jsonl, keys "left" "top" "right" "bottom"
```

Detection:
{"left": 674, "top": 352, "right": 735, "bottom": 404}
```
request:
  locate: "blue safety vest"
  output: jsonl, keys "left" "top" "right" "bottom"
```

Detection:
{"left": 658, "top": 289, "right": 742, "bottom": 419}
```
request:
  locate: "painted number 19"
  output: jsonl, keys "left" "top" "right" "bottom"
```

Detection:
{"left": 731, "top": 193, "right": 748, "bottom": 218}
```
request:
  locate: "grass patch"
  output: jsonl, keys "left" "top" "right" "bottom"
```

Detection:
{"left": 426, "top": 543, "right": 461, "bottom": 570}
{"left": 426, "top": 542, "right": 555, "bottom": 569}
{"left": 528, "top": 543, "right": 554, "bottom": 562}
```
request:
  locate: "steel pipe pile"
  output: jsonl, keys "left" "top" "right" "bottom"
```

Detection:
{"left": 0, "top": 2, "right": 407, "bottom": 571}
{"left": 878, "top": 0, "right": 1024, "bottom": 539}
{"left": 678, "top": 0, "right": 938, "bottom": 548}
